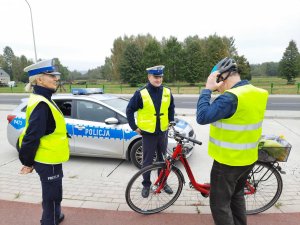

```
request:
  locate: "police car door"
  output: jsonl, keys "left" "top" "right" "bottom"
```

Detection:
{"left": 74, "top": 100, "right": 124, "bottom": 157}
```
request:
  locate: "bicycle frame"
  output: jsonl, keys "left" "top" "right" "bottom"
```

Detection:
{"left": 153, "top": 137, "right": 210, "bottom": 196}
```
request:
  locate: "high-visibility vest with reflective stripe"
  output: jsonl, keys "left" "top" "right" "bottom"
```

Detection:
{"left": 209, "top": 84, "right": 268, "bottom": 166}
{"left": 137, "top": 87, "right": 171, "bottom": 133}
{"left": 19, "top": 94, "right": 70, "bottom": 164}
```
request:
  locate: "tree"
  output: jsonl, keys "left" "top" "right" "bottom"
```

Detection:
{"left": 183, "top": 37, "right": 204, "bottom": 84}
{"left": 52, "top": 58, "right": 68, "bottom": 81}
{"left": 2, "top": 46, "right": 15, "bottom": 79}
{"left": 68, "top": 70, "right": 83, "bottom": 81}
{"left": 0, "top": 54, "right": 4, "bottom": 67}
{"left": 279, "top": 40, "right": 300, "bottom": 84}
{"left": 222, "top": 36, "right": 238, "bottom": 56}
{"left": 233, "top": 55, "right": 251, "bottom": 80}
{"left": 142, "top": 39, "right": 163, "bottom": 75}
{"left": 162, "top": 36, "right": 184, "bottom": 82}
{"left": 111, "top": 36, "right": 131, "bottom": 81}
{"left": 119, "top": 43, "right": 144, "bottom": 87}
{"left": 203, "top": 35, "right": 230, "bottom": 81}
{"left": 100, "top": 57, "right": 113, "bottom": 81}
{"left": 12, "top": 55, "right": 32, "bottom": 82}
{"left": 265, "top": 62, "right": 279, "bottom": 76}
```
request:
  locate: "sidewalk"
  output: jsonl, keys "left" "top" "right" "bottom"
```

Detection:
{"left": 1, "top": 107, "right": 300, "bottom": 224}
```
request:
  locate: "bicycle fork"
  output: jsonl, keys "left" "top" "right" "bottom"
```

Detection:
{"left": 152, "top": 160, "right": 173, "bottom": 194}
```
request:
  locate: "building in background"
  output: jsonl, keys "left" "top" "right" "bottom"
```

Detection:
{"left": 0, "top": 68, "right": 11, "bottom": 86}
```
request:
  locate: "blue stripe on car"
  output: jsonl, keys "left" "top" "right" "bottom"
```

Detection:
{"left": 10, "top": 118, "right": 152, "bottom": 141}
{"left": 72, "top": 125, "right": 137, "bottom": 140}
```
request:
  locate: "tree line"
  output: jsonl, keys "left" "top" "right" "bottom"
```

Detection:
{"left": 1, "top": 35, "right": 299, "bottom": 86}
{"left": 0, "top": 46, "right": 69, "bottom": 83}
{"left": 251, "top": 40, "right": 300, "bottom": 84}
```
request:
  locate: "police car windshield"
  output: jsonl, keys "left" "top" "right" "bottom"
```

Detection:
{"left": 101, "top": 98, "right": 128, "bottom": 114}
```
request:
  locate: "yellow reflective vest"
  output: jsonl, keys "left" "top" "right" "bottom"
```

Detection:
{"left": 209, "top": 84, "right": 268, "bottom": 166}
{"left": 137, "top": 87, "right": 171, "bottom": 133}
{"left": 19, "top": 94, "right": 70, "bottom": 164}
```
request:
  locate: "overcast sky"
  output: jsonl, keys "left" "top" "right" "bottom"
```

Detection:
{"left": 1, "top": 0, "right": 300, "bottom": 71}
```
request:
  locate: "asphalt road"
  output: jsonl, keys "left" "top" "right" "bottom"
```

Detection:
{"left": 0, "top": 94, "right": 300, "bottom": 111}
{"left": 175, "top": 96, "right": 300, "bottom": 111}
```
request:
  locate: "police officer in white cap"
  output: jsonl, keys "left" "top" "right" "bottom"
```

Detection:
{"left": 126, "top": 65, "right": 175, "bottom": 198}
{"left": 19, "top": 59, "right": 69, "bottom": 225}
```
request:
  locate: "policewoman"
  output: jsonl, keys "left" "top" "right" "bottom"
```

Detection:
{"left": 19, "top": 59, "right": 69, "bottom": 225}
{"left": 196, "top": 57, "right": 268, "bottom": 225}
{"left": 126, "top": 65, "right": 175, "bottom": 198}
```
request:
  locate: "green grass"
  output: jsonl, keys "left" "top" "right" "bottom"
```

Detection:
{"left": 1, "top": 76, "right": 299, "bottom": 94}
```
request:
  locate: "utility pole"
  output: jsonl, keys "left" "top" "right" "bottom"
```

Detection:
{"left": 25, "top": 0, "right": 38, "bottom": 62}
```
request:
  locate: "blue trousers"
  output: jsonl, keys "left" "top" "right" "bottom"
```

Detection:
{"left": 209, "top": 160, "right": 255, "bottom": 225}
{"left": 34, "top": 162, "right": 63, "bottom": 225}
{"left": 142, "top": 132, "right": 168, "bottom": 187}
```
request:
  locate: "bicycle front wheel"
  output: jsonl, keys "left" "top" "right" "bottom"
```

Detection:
{"left": 125, "top": 163, "right": 184, "bottom": 214}
{"left": 245, "top": 162, "right": 283, "bottom": 215}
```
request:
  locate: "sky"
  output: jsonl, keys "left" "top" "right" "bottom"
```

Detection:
{"left": 1, "top": 0, "right": 300, "bottom": 71}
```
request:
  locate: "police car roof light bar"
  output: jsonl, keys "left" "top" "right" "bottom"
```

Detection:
{"left": 71, "top": 88, "right": 104, "bottom": 95}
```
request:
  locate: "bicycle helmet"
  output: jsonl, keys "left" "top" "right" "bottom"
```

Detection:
{"left": 211, "top": 57, "right": 238, "bottom": 83}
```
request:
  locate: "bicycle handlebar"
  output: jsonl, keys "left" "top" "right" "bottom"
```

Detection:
{"left": 169, "top": 122, "right": 202, "bottom": 145}
{"left": 177, "top": 133, "right": 202, "bottom": 145}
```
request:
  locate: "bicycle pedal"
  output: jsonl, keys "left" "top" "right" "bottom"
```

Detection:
{"left": 189, "top": 182, "right": 194, "bottom": 189}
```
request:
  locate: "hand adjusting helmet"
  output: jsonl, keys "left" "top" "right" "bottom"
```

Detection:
{"left": 211, "top": 57, "right": 238, "bottom": 83}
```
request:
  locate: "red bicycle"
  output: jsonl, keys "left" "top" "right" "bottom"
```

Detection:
{"left": 125, "top": 122, "right": 289, "bottom": 215}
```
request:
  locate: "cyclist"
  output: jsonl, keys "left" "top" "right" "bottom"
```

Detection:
{"left": 126, "top": 65, "right": 175, "bottom": 198}
{"left": 196, "top": 57, "right": 268, "bottom": 225}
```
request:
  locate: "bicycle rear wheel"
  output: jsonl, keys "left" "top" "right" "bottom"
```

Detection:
{"left": 245, "top": 162, "right": 283, "bottom": 215}
{"left": 125, "top": 163, "right": 184, "bottom": 214}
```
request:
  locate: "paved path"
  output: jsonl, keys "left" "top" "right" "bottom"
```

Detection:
{"left": 1, "top": 200, "right": 300, "bottom": 225}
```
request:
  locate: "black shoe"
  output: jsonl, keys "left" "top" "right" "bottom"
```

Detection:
{"left": 41, "top": 213, "right": 65, "bottom": 225}
{"left": 58, "top": 213, "right": 65, "bottom": 224}
{"left": 141, "top": 186, "right": 150, "bottom": 198}
{"left": 164, "top": 184, "right": 173, "bottom": 194}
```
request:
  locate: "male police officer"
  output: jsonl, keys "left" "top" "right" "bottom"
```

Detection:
{"left": 196, "top": 57, "right": 268, "bottom": 225}
{"left": 126, "top": 65, "right": 175, "bottom": 198}
{"left": 19, "top": 59, "right": 69, "bottom": 225}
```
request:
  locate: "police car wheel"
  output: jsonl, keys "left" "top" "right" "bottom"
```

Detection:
{"left": 130, "top": 140, "right": 143, "bottom": 169}
{"left": 130, "top": 140, "right": 158, "bottom": 169}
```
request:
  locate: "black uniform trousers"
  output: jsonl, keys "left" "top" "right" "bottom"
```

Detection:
{"left": 209, "top": 160, "right": 255, "bottom": 225}
{"left": 142, "top": 132, "right": 168, "bottom": 187}
{"left": 34, "top": 162, "right": 63, "bottom": 225}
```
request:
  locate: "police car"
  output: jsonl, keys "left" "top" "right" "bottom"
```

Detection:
{"left": 7, "top": 88, "right": 195, "bottom": 168}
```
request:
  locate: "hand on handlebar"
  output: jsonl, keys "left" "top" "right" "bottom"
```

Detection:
{"left": 169, "top": 121, "right": 176, "bottom": 127}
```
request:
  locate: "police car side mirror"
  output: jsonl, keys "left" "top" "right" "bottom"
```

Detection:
{"left": 105, "top": 117, "right": 119, "bottom": 125}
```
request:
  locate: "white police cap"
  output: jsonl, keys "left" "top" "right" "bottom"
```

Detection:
{"left": 146, "top": 65, "right": 165, "bottom": 76}
{"left": 24, "top": 59, "right": 61, "bottom": 77}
